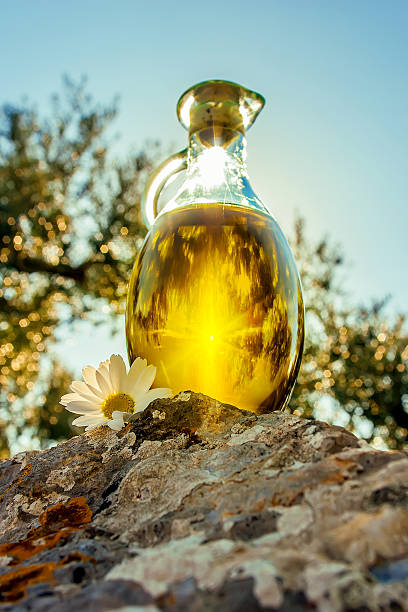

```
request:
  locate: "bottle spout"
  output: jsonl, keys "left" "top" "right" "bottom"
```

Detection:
{"left": 177, "top": 79, "right": 265, "bottom": 137}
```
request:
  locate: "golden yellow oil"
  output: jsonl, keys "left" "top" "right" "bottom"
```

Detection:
{"left": 126, "top": 204, "right": 304, "bottom": 413}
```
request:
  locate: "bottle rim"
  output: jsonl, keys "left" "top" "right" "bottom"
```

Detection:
{"left": 177, "top": 79, "right": 265, "bottom": 133}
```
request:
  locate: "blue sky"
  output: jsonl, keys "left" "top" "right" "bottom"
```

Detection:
{"left": 1, "top": 0, "right": 407, "bottom": 369}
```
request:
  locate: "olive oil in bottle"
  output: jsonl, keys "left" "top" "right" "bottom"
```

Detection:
{"left": 126, "top": 203, "right": 304, "bottom": 413}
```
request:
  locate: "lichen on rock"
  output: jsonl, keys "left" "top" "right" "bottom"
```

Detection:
{"left": 0, "top": 391, "right": 407, "bottom": 611}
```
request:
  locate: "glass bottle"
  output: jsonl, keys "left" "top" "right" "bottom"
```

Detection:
{"left": 126, "top": 80, "right": 304, "bottom": 413}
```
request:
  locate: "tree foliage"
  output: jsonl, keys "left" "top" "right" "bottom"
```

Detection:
{"left": 0, "top": 80, "right": 407, "bottom": 455}
{"left": 0, "top": 78, "right": 156, "bottom": 455}
{"left": 290, "top": 219, "right": 408, "bottom": 449}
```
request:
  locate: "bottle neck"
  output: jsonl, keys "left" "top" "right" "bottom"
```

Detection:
{"left": 186, "top": 128, "right": 247, "bottom": 185}
{"left": 159, "top": 127, "right": 269, "bottom": 218}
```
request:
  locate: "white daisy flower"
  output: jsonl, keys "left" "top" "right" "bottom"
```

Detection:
{"left": 60, "top": 354, "right": 172, "bottom": 432}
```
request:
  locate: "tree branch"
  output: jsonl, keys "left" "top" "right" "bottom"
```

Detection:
{"left": 13, "top": 255, "right": 89, "bottom": 282}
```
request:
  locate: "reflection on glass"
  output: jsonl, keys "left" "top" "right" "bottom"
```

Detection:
{"left": 126, "top": 204, "right": 304, "bottom": 413}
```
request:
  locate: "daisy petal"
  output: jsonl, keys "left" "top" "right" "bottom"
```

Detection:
{"left": 70, "top": 381, "right": 102, "bottom": 404}
{"left": 85, "top": 422, "right": 104, "bottom": 431}
{"left": 95, "top": 368, "right": 112, "bottom": 396}
{"left": 64, "top": 403, "right": 101, "bottom": 415}
{"left": 82, "top": 365, "right": 98, "bottom": 388}
{"left": 65, "top": 399, "right": 99, "bottom": 411}
{"left": 99, "top": 363, "right": 110, "bottom": 380}
{"left": 107, "top": 419, "right": 123, "bottom": 431}
{"left": 80, "top": 369, "right": 107, "bottom": 399}
{"left": 131, "top": 364, "right": 157, "bottom": 398}
{"left": 124, "top": 358, "right": 147, "bottom": 393}
{"left": 66, "top": 389, "right": 98, "bottom": 408}
{"left": 60, "top": 392, "right": 82, "bottom": 406}
{"left": 72, "top": 414, "right": 105, "bottom": 426}
{"left": 99, "top": 371, "right": 113, "bottom": 394}
{"left": 111, "top": 411, "right": 133, "bottom": 421}
{"left": 98, "top": 359, "right": 112, "bottom": 385}
{"left": 133, "top": 387, "right": 172, "bottom": 413}
{"left": 109, "top": 354, "right": 127, "bottom": 392}
{"left": 84, "top": 381, "right": 106, "bottom": 400}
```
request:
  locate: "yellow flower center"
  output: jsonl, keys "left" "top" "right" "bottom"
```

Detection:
{"left": 101, "top": 392, "right": 135, "bottom": 419}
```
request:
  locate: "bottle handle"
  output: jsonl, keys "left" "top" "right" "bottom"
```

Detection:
{"left": 141, "top": 148, "right": 188, "bottom": 228}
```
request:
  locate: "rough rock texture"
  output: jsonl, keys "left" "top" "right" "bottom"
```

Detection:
{"left": 0, "top": 391, "right": 408, "bottom": 611}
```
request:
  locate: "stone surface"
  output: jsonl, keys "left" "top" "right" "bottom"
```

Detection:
{"left": 0, "top": 391, "right": 407, "bottom": 611}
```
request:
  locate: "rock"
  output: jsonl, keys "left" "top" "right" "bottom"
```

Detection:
{"left": 0, "top": 391, "right": 407, "bottom": 611}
